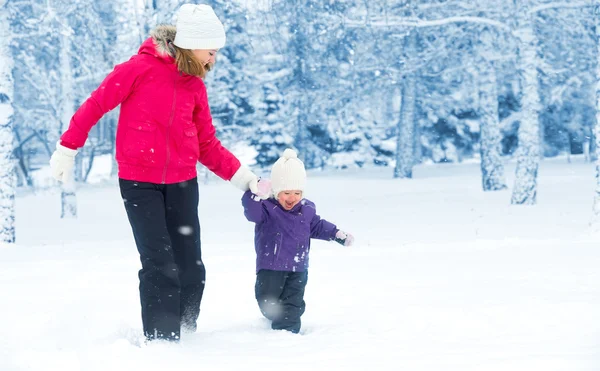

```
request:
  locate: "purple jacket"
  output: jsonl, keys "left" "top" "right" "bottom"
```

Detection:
{"left": 242, "top": 191, "right": 338, "bottom": 273}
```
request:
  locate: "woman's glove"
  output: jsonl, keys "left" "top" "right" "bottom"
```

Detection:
{"left": 49, "top": 142, "right": 77, "bottom": 183}
{"left": 230, "top": 165, "right": 259, "bottom": 194}
{"left": 334, "top": 230, "right": 354, "bottom": 247}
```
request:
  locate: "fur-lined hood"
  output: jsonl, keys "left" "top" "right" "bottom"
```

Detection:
{"left": 146, "top": 25, "right": 177, "bottom": 58}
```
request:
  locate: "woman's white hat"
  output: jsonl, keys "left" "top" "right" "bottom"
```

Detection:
{"left": 173, "top": 4, "right": 226, "bottom": 50}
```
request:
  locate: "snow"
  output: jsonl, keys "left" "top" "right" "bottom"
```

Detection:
{"left": 1, "top": 157, "right": 599, "bottom": 370}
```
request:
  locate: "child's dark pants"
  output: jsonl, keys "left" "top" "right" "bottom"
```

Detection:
{"left": 119, "top": 178, "right": 205, "bottom": 341}
{"left": 255, "top": 269, "right": 308, "bottom": 333}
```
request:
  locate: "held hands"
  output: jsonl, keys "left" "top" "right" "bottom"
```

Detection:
{"left": 49, "top": 142, "right": 78, "bottom": 183}
{"left": 230, "top": 165, "right": 259, "bottom": 194}
{"left": 255, "top": 178, "right": 272, "bottom": 199}
{"left": 334, "top": 230, "right": 354, "bottom": 247}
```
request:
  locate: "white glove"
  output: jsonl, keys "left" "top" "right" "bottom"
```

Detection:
{"left": 230, "top": 165, "right": 259, "bottom": 194}
{"left": 334, "top": 230, "right": 354, "bottom": 247}
{"left": 49, "top": 142, "right": 78, "bottom": 183}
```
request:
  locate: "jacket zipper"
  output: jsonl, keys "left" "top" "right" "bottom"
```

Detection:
{"left": 161, "top": 74, "right": 178, "bottom": 184}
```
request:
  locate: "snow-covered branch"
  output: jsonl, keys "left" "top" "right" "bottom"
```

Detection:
{"left": 414, "top": 15, "right": 510, "bottom": 30}
{"left": 350, "top": 2, "right": 593, "bottom": 35}
{"left": 348, "top": 15, "right": 510, "bottom": 31}
{"left": 418, "top": 1, "right": 477, "bottom": 12}
{"left": 529, "top": 1, "right": 593, "bottom": 15}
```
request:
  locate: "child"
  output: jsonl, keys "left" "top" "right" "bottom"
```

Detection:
{"left": 241, "top": 148, "right": 354, "bottom": 333}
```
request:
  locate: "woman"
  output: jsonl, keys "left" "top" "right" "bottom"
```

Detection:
{"left": 49, "top": 4, "right": 259, "bottom": 342}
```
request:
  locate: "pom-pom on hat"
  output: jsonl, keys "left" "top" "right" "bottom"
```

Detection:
{"left": 270, "top": 149, "right": 307, "bottom": 197}
{"left": 173, "top": 4, "right": 226, "bottom": 50}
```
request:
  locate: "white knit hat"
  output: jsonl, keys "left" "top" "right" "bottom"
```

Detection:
{"left": 173, "top": 4, "right": 226, "bottom": 50}
{"left": 271, "top": 149, "right": 307, "bottom": 197}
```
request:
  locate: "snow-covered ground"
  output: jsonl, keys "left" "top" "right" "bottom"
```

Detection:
{"left": 1, "top": 158, "right": 599, "bottom": 370}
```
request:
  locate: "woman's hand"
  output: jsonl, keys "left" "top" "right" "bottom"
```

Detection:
{"left": 49, "top": 142, "right": 78, "bottom": 184}
{"left": 230, "top": 165, "right": 259, "bottom": 194}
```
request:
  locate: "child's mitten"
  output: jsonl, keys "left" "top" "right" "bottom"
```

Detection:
{"left": 334, "top": 230, "right": 354, "bottom": 247}
{"left": 255, "top": 178, "right": 272, "bottom": 200}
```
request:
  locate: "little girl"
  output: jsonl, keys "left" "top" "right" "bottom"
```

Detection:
{"left": 241, "top": 148, "right": 354, "bottom": 333}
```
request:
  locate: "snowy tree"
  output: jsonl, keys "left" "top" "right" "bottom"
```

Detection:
{"left": 394, "top": 29, "right": 417, "bottom": 179}
{"left": 242, "top": 7, "right": 296, "bottom": 167}
{"left": 511, "top": 0, "right": 541, "bottom": 205}
{"left": 95, "top": 0, "right": 124, "bottom": 177}
{"left": 204, "top": 0, "right": 261, "bottom": 151}
{"left": 591, "top": 1, "right": 600, "bottom": 228}
{"left": 509, "top": 0, "right": 593, "bottom": 204}
{"left": 252, "top": 83, "right": 294, "bottom": 167}
{"left": 58, "top": 29, "right": 76, "bottom": 218}
{"left": 349, "top": 1, "right": 515, "bottom": 177}
{"left": 413, "top": 1, "right": 511, "bottom": 188}
{"left": 477, "top": 28, "right": 507, "bottom": 191}
{"left": 265, "top": 0, "right": 360, "bottom": 168}
{"left": 284, "top": 0, "right": 317, "bottom": 166}
{"left": 11, "top": 0, "right": 126, "bottom": 216}
{"left": 536, "top": 4, "right": 595, "bottom": 159}
{"left": 6, "top": 0, "right": 600, "bottom": 193}
{"left": 0, "top": 0, "right": 16, "bottom": 243}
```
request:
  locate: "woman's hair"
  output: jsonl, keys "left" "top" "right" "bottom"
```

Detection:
{"left": 171, "top": 43, "right": 211, "bottom": 78}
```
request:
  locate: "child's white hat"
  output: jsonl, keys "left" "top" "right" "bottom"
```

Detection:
{"left": 270, "top": 148, "right": 306, "bottom": 197}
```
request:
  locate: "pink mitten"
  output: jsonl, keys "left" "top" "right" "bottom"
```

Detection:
{"left": 256, "top": 178, "right": 272, "bottom": 199}
{"left": 334, "top": 230, "right": 354, "bottom": 247}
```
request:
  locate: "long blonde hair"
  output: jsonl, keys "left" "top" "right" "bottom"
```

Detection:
{"left": 171, "top": 44, "right": 211, "bottom": 78}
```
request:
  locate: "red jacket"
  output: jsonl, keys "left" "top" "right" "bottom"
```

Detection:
{"left": 61, "top": 35, "right": 240, "bottom": 184}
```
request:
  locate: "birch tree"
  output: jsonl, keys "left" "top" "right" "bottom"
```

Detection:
{"left": 0, "top": 0, "right": 16, "bottom": 243}
{"left": 591, "top": 1, "right": 600, "bottom": 228}
{"left": 477, "top": 28, "right": 507, "bottom": 191}
{"left": 58, "top": 30, "right": 76, "bottom": 218}
{"left": 394, "top": 29, "right": 417, "bottom": 179}
{"left": 506, "top": 1, "right": 591, "bottom": 202}
{"left": 510, "top": 0, "right": 541, "bottom": 205}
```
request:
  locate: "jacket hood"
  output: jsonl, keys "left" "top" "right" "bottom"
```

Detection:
{"left": 138, "top": 25, "right": 177, "bottom": 60}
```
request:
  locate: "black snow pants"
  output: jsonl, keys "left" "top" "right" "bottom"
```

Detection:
{"left": 119, "top": 177, "right": 205, "bottom": 341}
{"left": 255, "top": 269, "right": 308, "bottom": 334}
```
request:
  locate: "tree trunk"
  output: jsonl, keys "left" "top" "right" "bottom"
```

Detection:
{"left": 83, "top": 146, "right": 96, "bottom": 182}
{"left": 13, "top": 129, "right": 33, "bottom": 187}
{"left": 394, "top": 30, "right": 417, "bottom": 179}
{"left": 385, "top": 85, "right": 398, "bottom": 127}
{"left": 59, "top": 32, "right": 77, "bottom": 218}
{"left": 591, "top": 3, "right": 600, "bottom": 228}
{"left": 110, "top": 117, "right": 118, "bottom": 177}
{"left": 477, "top": 58, "right": 507, "bottom": 191}
{"left": 291, "top": 15, "right": 312, "bottom": 166}
{"left": 590, "top": 125, "right": 597, "bottom": 162}
{"left": 0, "top": 0, "right": 16, "bottom": 243}
{"left": 413, "top": 106, "right": 422, "bottom": 166}
{"left": 511, "top": 1, "right": 541, "bottom": 205}
{"left": 143, "top": 0, "right": 157, "bottom": 38}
